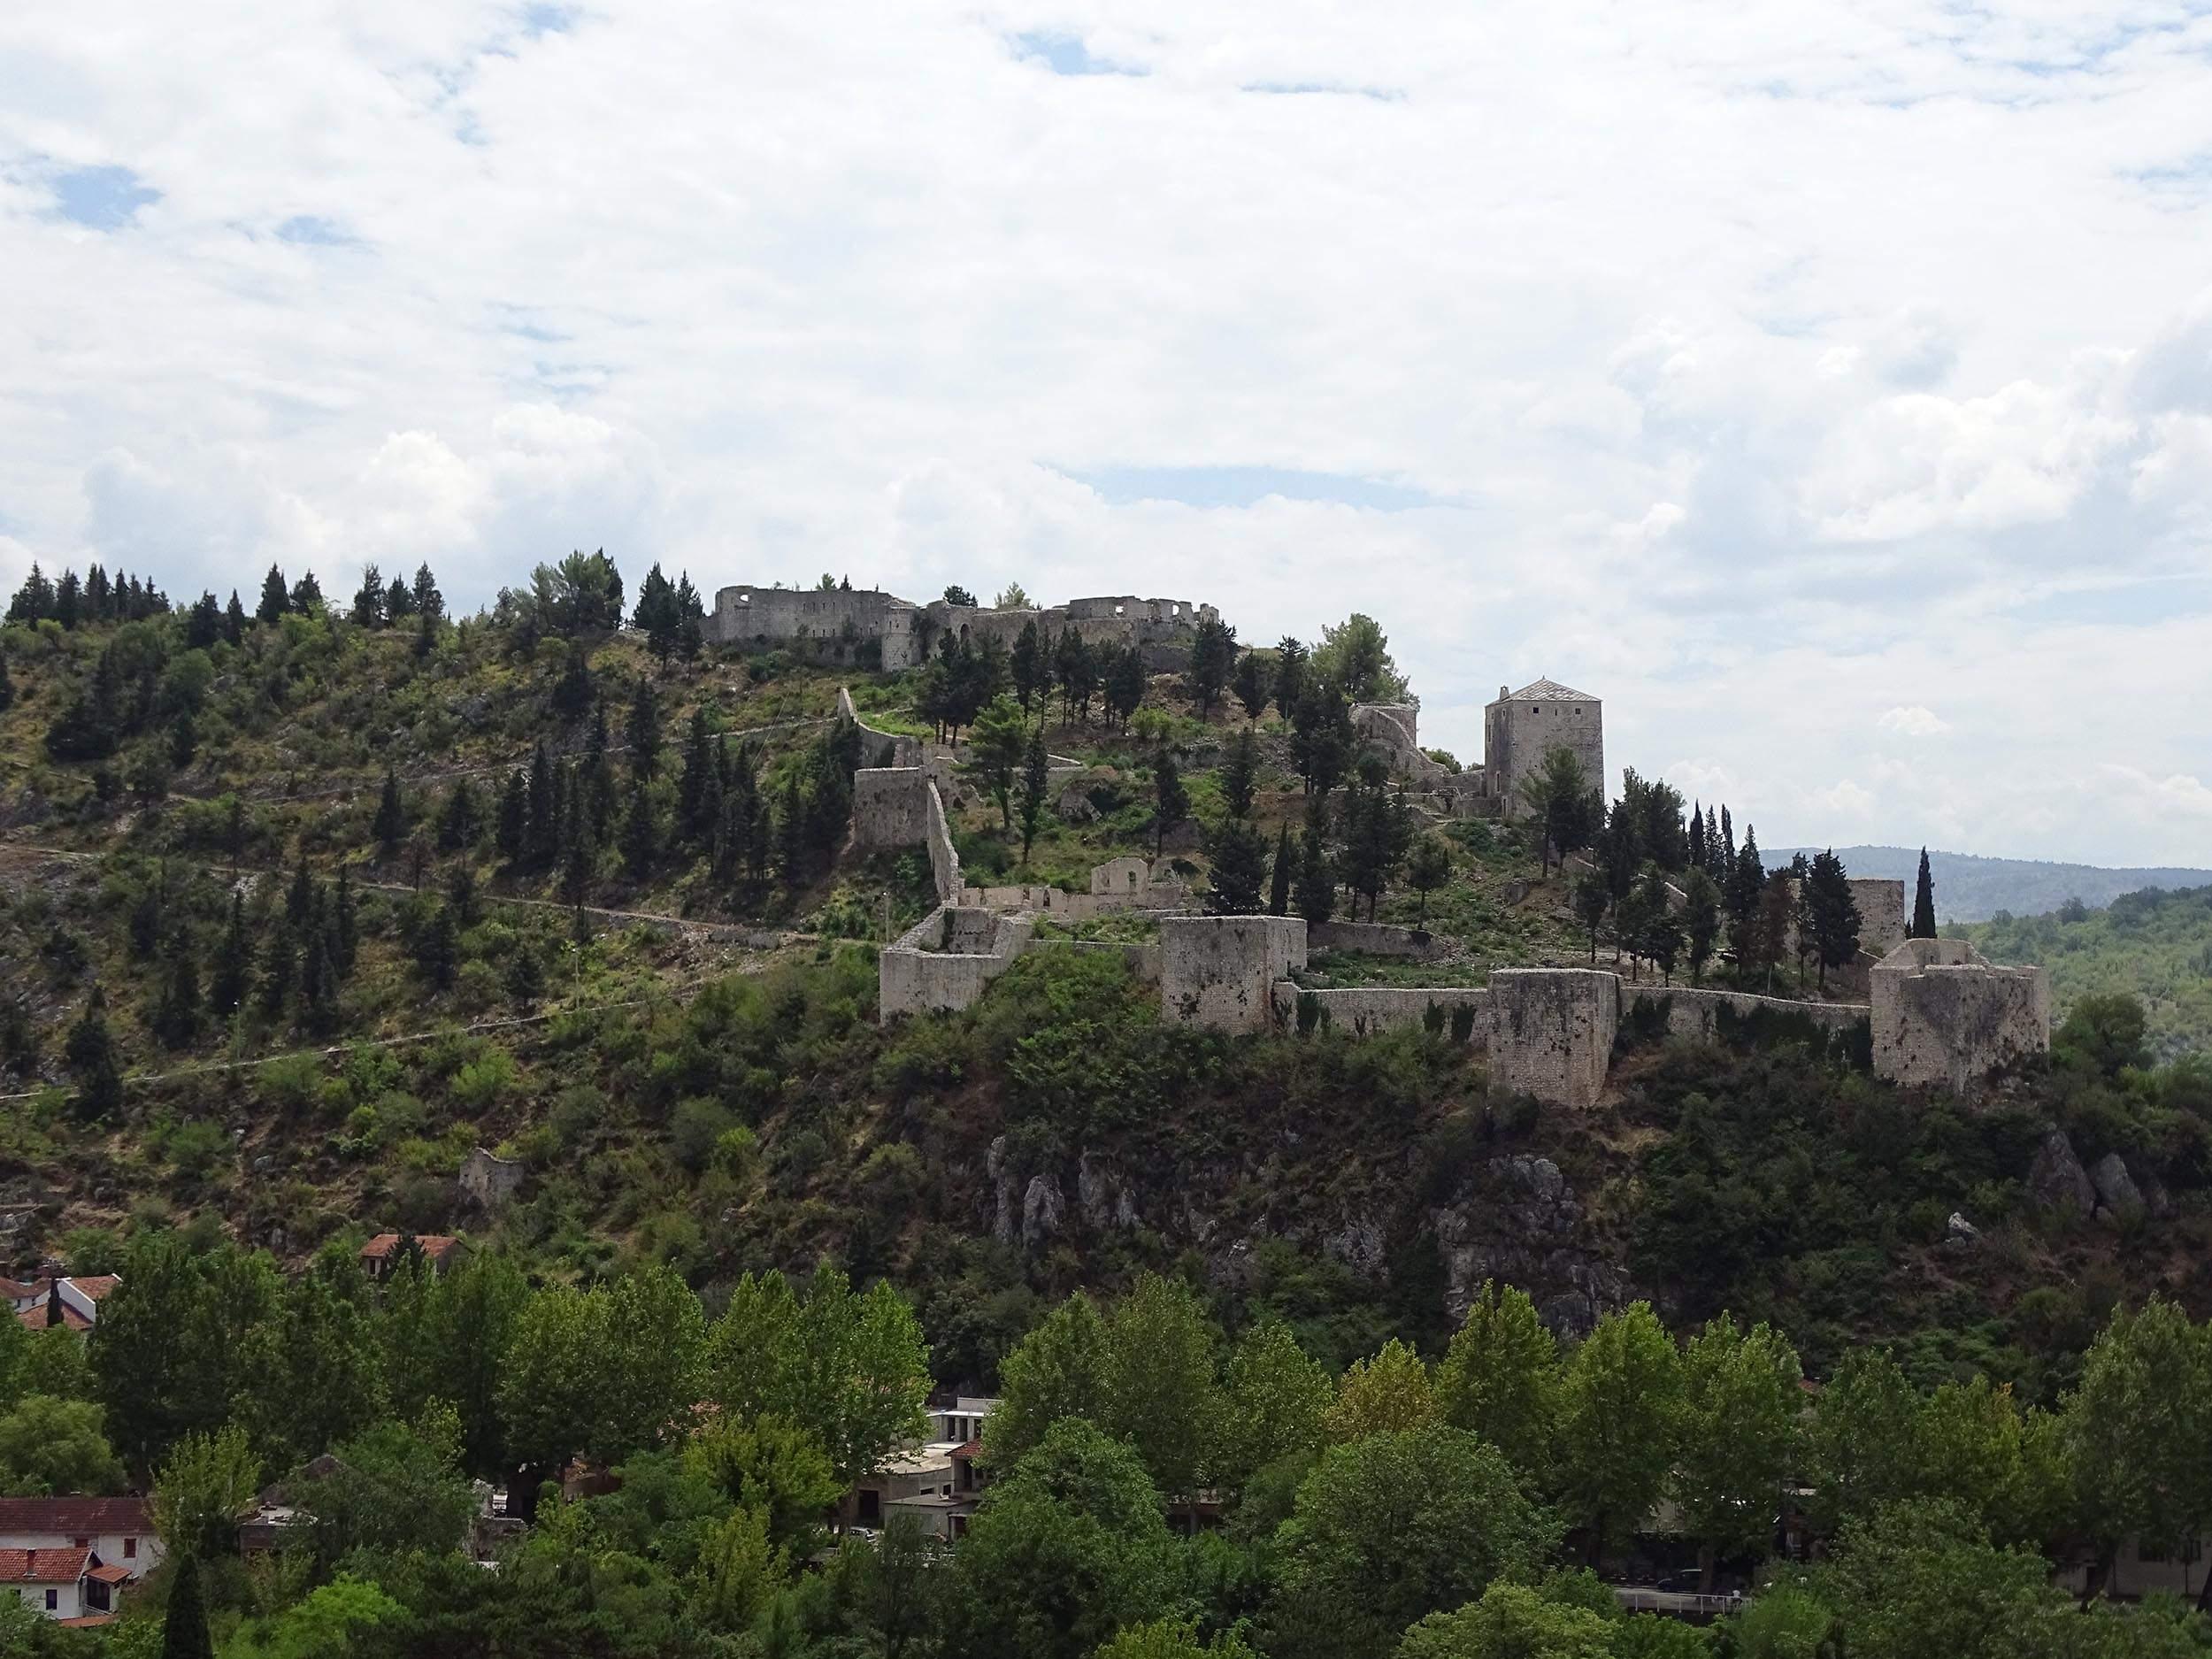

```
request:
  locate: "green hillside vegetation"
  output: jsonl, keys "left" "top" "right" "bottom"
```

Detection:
{"left": 3, "top": 557, "right": 2211, "bottom": 1655}
{"left": 1960, "top": 886, "right": 2212, "bottom": 1061}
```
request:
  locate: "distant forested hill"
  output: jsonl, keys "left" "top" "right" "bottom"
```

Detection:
{"left": 1770, "top": 844, "right": 2212, "bottom": 923}
{"left": 1959, "top": 884, "right": 2212, "bottom": 1059}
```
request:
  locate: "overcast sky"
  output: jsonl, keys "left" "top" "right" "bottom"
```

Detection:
{"left": 4, "top": 4, "right": 2210, "bottom": 865}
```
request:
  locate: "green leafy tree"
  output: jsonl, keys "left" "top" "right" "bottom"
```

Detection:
{"left": 966, "top": 694, "right": 1029, "bottom": 830}
{"left": 987, "top": 1291, "right": 1110, "bottom": 1471}
{"left": 1324, "top": 1339, "right": 1436, "bottom": 1441}
{"left": 0, "top": 1394, "right": 126, "bottom": 1494}
{"left": 1674, "top": 1315, "right": 1801, "bottom": 1586}
{"left": 1434, "top": 1280, "right": 1560, "bottom": 1488}
{"left": 154, "top": 1425, "right": 263, "bottom": 1561}
{"left": 1556, "top": 1303, "right": 1684, "bottom": 1561}
{"left": 1805, "top": 1347, "right": 1923, "bottom": 1536}
{"left": 1266, "top": 1425, "right": 1557, "bottom": 1659}
{"left": 1396, "top": 1581, "right": 1615, "bottom": 1659}
{"left": 687, "top": 1414, "right": 842, "bottom": 1552}
{"left": 2062, "top": 1298, "right": 2210, "bottom": 1601}
{"left": 941, "top": 1419, "right": 1181, "bottom": 1659}
{"left": 1216, "top": 1320, "right": 1332, "bottom": 1491}
{"left": 1100, "top": 1273, "right": 1223, "bottom": 1502}
{"left": 1099, "top": 1623, "right": 1260, "bottom": 1659}
{"left": 1406, "top": 833, "right": 1453, "bottom": 926}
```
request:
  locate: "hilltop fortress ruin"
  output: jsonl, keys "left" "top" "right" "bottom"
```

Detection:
{"left": 708, "top": 583, "right": 1221, "bottom": 673}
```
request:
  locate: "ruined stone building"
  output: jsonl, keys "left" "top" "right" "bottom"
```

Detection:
{"left": 1350, "top": 679, "right": 1605, "bottom": 821}
{"left": 707, "top": 584, "right": 1217, "bottom": 672}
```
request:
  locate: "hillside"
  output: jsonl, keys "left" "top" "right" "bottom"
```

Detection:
{"left": 1959, "top": 884, "right": 2212, "bottom": 1062}
{"left": 1770, "top": 843, "right": 2212, "bottom": 923}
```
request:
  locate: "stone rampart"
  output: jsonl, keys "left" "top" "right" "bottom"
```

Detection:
{"left": 1851, "top": 879, "right": 1908, "bottom": 960}
{"left": 849, "top": 770, "right": 960, "bottom": 902}
{"left": 838, "top": 687, "right": 923, "bottom": 769}
{"left": 1033, "top": 938, "right": 1164, "bottom": 983}
{"left": 1309, "top": 919, "right": 1452, "bottom": 961}
{"left": 1271, "top": 982, "right": 1492, "bottom": 1036}
{"left": 879, "top": 907, "right": 1035, "bottom": 1019}
{"left": 1161, "top": 916, "right": 1307, "bottom": 1033}
{"left": 1870, "top": 938, "right": 2049, "bottom": 1094}
{"left": 1487, "top": 969, "right": 1619, "bottom": 1108}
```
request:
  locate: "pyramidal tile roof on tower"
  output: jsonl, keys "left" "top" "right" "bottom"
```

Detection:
{"left": 1504, "top": 678, "right": 1597, "bottom": 703}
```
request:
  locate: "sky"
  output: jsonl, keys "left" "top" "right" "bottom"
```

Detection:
{"left": 4, "top": 3, "right": 2211, "bottom": 866}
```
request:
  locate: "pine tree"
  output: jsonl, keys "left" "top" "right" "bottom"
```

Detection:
{"left": 506, "top": 941, "right": 546, "bottom": 1010}
{"left": 54, "top": 569, "right": 81, "bottom": 629}
{"left": 259, "top": 922, "right": 295, "bottom": 1018}
{"left": 1405, "top": 834, "right": 1453, "bottom": 927}
{"left": 1233, "top": 651, "right": 1271, "bottom": 723}
{"left": 64, "top": 986, "right": 123, "bottom": 1118}
{"left": 223, "top": 589, "right": 246, "bottom": 644}
{"left": 416, "top": 905, "right": 458, "bottom": 991}
{"left": 496, "top": 769, "right": 528, "bottom": 861}
{"left": 559, "top": 781, "right": 595, "bottom": 905}
{"left": 437, "top": 778, "right": 481, "bottom": 851}
{"left": 677, "top": 710, "right": 714, "bottom": 842}
{"left": 622, "top": 772, "right": 657, "bottom": 879}
{"left": 1295, "top": 820, "right": 1334, "bottom": 926}
{"left": 1153, "top": 755, "right": 1188, "bottom": 856}
{"left": 85, "top": 565, "right": 111, "bottom": 620}
{"left": 446, "top": 863, "right": 480, "bottom": 928}
{"left": 1187, "top": 615, "right": 1237, "bottom": 715}
{"left": 289, "top": 571, "right": 323, "bottom": 614}
{"left": 412, "top": 563, "right": 443, "bottom": 621}
{"left": 1805, "top": 849, "right": 1863, "bottom": 989}
{"left": 1010, "top": 620, "right": 1044, "bottom": 714}
{"left": 210, "top": 895, "right": 250, "bottom": 1018}
{"left": 351, "top": 564, "right": 385, "bottom": 627}
{"left": 1017, "top": 724, "right": 1051, "bottom": 866}
{"left": 153, "top": 939, "right": 203, "bottom": 1049}
{"left": 1206, "top": 818, "right": 1269, "bottom": 915}
{"left": 551, "top": 646, "right": 594, "bottom": 719}
{"left": 384, "top": 573, "right": 415, "bottom": 621}
{"left": 1269, "top": 824, "right": 1297, "bottom": 915}
{"left": 1911, "top": 847, "right": 1938, "bottom": 939}
{"left": 777, "top": 773, "right": 809, "bottom": 886}
{"left": 525, "top": 743, "right": 557, "bottom": 869}
{"left": 373, "top": 765, "right": 406, "bottom": 855}
{"left": 287, "top": 851, "right": 315, "bottom": 926}
{"left": 1220, "top": 727, "right": 1258, "bottom": 819}
{"left": 257, "top": 565, "right": 289, "bottom": 624}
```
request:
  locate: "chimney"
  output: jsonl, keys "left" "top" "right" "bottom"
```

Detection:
{"left": 1499, "top": 685, "right": 1509, "bottom": 702}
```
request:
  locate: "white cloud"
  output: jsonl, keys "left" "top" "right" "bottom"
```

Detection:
{"left": 1, "top": 1, "right": 2210, "bottom": 862}
{"left": 1878, "top": 705, "right": 1950, "bottom": 738}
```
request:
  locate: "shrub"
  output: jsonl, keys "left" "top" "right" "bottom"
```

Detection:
{"left": 449, "top": 1049, "right": 518, "bottom": 1115}
{"left": 672, "top": 1096, "right": 735, "bottom": 1173}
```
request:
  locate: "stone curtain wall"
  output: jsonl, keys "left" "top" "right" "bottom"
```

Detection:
{"left": 1487, "top": 969, "right": 1620, "bottom": 1108}
{"left": 850, "top": 768, "right": 961, "bottom": 902}
{"left": 1850, "top": 878, "right": 1909, "bottom": 959}
{"left": 837, "top": 687, "right": 923, "bottom": 769}
{"left": 1161, "top": 915, "right": 1308, "bottom": 1033}
{"left": 879, "top": 907, "right": 1035, "bottom": 1019}
{"left": 1271, "top": 983, "right": 1492, "bottom": 1035}
{"left": 1308, "top": 919, "right": 1453, "bottom": 961}
{"left": 1870, "top": 938, "right": 2050, "bottom": 1094}
{"left": 1624, "top": 984, "right": 1870, "bottom": 1041}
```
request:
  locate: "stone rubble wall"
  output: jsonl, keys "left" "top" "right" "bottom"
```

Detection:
{"left": 837, "top": 687, "right": 923, "bottom": 769}
{"left": 1870, "top": 937, "right": 2049, "bottom": 1094}
{"left": 708, "top": 586, "right": 923, "bottom": 669}
{"left": 849, "top": 768, "right": 961, "bottom": 902}
{"left": 879, "top": 906, "right": 1035, "bottom": 1019}
{"left": 1161, "top": 915, "right": 1309, "bottom": 1033}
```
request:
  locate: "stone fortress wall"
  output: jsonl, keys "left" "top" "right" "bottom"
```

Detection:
{"left": 708, "top": 584, "right": 1216, "bottom": 673}
{"left": 1350, "top": 682, "right": 1601, "bottom": 823}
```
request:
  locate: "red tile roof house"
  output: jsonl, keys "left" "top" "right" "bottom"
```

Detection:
{"left": 357, "top": 1234, "right": 462, "bottom": 1281}
{"left": 0, "top": 1498, "right": 162, "bottom": 1620}
{"left": 4, "top": 1275, "right": 119, "bottom": 1334}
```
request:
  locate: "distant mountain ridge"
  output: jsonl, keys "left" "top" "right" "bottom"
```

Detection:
{"left": 1766, "top": 845, "right": 2212, "bottom": 924}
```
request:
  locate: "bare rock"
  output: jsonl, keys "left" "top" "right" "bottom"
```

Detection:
{"left": 1945, "top": 1211, "right": 1979, "bottom": 1248}
{"left": 2028, "top": 1129, "right": 2096, "bottom": 1214}
{"left": 2089, "top": 1151, "right": 2145, "bottom": 1216}
{"left": 1324, "top": 1216, "right": 1388, "bottom": 1278}
{"left": 1020, "top": 1173, "right": 1064, "bottom": 1249}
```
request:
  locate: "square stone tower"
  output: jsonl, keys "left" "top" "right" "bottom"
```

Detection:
{"left": 1484, "top": 680, "right": 1603, "bottom": 820}
{"left": 1870, "top": 938, "right": 2050, "bottom": 1095}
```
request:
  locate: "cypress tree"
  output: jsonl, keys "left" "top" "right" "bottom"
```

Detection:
{"left": 626, "top": 678, "right": 662, "bottom": 780}
{"left": 438, "top": 778, "right": 481, "bottom": 851}
{"left": 446, "top": 863, "right": 480, "bottom": 927}
{"left": 1269, "top": 823, "right": 1297, "bottom": 916}
{"left": 1805, "top": 849, "right": 1863, "bottom": 988}
{"left": 0, "top": 643, "right": 12, "bottom": 712}
{"left": 224, "top": 590, "right": 246, "bottom": 644}
{"left": 506, "top": 941, "right": 546, "bottom": 1010}
{"left": 560, "top": 785, "right": 594, "bottom": 905}
{"left": 1220, "top": 727, "right": 1258, "bottom": 819}
{"left": 677, "top": 710, "right": 713, "bottom": 841}
{"left": 777, "top": 773, "right": 809, "bottom": 885}
{"left": 525, "top": 744, "right": 557, "bottom": 869}
{"left": 1153, "top": 755, "right": 1188, "bottom": 857}
{"left": 287, "top": 851, "right": 314, "bottom": 925}
{"left": 1017, "top": 724, "right": 1050, "bottom": 866}
{"left": 153, "top": 940, "right": 203, "bottom": 1049}
{"left": 1686, "top": 802, "right": 1706, "bottom": 872}
{"left": 416, "top": 905, "right": 458, "bottom": 991}
{"left": 1205, "top": 818, "right": 1269, "bottom": 915}
{"left": 259, "top": 922, "right": 294, "bottom": 1018}
{"left": 161, "top": 1550, "right": 214, "bottom": 1659}
{"left": 1911, "top": 847, "right": 1938, "bottom": 939}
